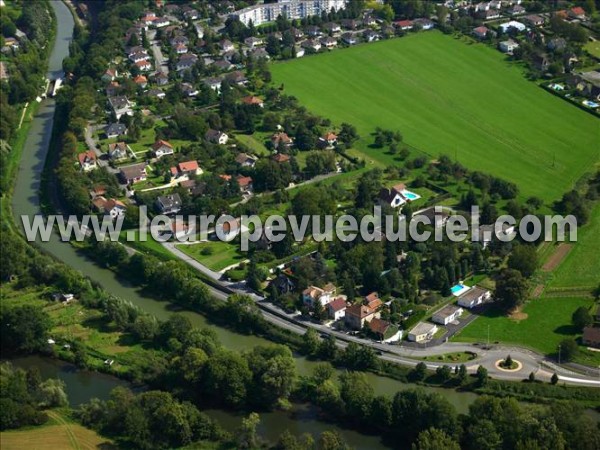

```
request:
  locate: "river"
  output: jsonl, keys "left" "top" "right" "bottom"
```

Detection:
{"left": 8, "top": 2, "right": 479, "bottom": 448}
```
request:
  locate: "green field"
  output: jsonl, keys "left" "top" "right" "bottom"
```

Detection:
{"left": 271, "top": 32, "right": 600, "bottom": 202}
{"left": 548, "top": 203, "right": 600, "bottom": 289}
{"left": 176, "top": 241, "right": 246, "bottom": 272}
{"left": 453, "top": 297, "right": 600, "bottom": 365}
{"left": 584, "top": 40, "right": 600, "bottom": 59}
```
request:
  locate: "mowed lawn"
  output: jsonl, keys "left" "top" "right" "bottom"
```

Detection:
{"left": 271, "top": 32, "right": 600, "bottom": 202}
{"left": 548, "top": 203, "right": 600, "bottom": 289}
{"left": 453, "top": 297, "right": 600, "bottom": 365}
{"left": 176, "top": 241, "right": 246, "bottom": 272}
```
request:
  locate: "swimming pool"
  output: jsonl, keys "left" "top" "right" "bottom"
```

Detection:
{"left": 402, "top": 190, "right": 421, "bottom": 201}
{"left": 451, "top": 284, "right": 470, "bottom": 296}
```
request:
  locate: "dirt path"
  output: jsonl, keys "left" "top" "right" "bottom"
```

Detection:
{"left": 542, "top": 243, "right": 572, "bottom": 271}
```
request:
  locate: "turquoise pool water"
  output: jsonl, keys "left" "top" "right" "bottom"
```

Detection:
{"left": 451, "top": 284, "right": 466, "bottom": 294}
{"left": 402, "top": 190, "right": 420, "bottom": 200}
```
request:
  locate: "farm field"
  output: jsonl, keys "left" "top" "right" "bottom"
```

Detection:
{"left": 546, "top": 203, "right": 600, "bottom": 289}
{"left": 271, "top": 32, "right": 600, "bottom": 202}
{"left": 0, "top": 410, "right": 113, "bottom": 450}
{"left": 453, "top": 296, "right": 600, "bottom": 366}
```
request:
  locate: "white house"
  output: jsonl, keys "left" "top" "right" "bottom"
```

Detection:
{"left": 205, "top": 129, "right": 229, "bottom": 145}
{"left": 327, "top": 296, "right": 347, "bottom": 320}
{"left": 108, "top": 142, "right": 130, "bottom": 161}
{"left": 379, "top": 183, "right": 407, "bottom": 208}
{"left": 457, "top": 286, "right": 491, "bottom": 308}
{"left": 498, "top": 21, "right": 526, "bottom": 33}
{"left": 408, "top": 322, "right": 438, "bottom": 342}
{"left": 152, "top": 139, "right": 174, "bottom": 158}
{"left": 499, "top": 39, "right": 519, "bottom": 53}
{"left": 78, "top": 150, "right": 97, "bottom": 172}
{"left": 432, "top": 305, "right": 463, "bottom": 326}
{"left": 302, "top": 284, "right": 336, "bottom": 307}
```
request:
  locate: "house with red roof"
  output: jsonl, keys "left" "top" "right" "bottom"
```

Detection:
{"left": 327, "top": 296, "right": 347, "bottom": 320}
{"left": 237, "top": 175, "right": 254, "bottom": 193}
{"left": 271, "top": 132, "right": 293, "bottom": 150}
{"left": 569, "top": 6, "right": 586, "bottom": 20}
{"left": 472, "top": 26, "right": 489, "bottom": 40}
{"left": 135, "top": 60, "right": 152, "bottom": 71}
{"left": 394, "top": 20, "right": 413, "bottom": 31}
{"left": 78, "top": 150, "right": 97, "bottom": 172}
{"left": 241, "top": 96, "right": 264, "bottom": 107}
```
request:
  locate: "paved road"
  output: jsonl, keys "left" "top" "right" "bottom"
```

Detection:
{"left": 151, "top": 40, "right": 168, "bottom": 74}
{"left": 160, "top": 241, "right": 600, "bottom": 386}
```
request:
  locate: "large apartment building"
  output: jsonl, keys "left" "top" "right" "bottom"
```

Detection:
{"left": 232, "top": 0, "right": 348, "bottom": 26}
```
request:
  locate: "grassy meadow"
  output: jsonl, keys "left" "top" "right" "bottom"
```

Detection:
{"left": 271, "top": 32, "right": 600, "bottom": 202}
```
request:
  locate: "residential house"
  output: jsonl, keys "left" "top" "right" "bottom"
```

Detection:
{"left": 152, "top": 139, "right": 174, "bottom": 158}
{"left": 379, "top": 183, "right": 408, "bottom": 208}
{"left": 152, "top": 17, "right": 170, "bottom": 28}
{"left": 78, "top": 151, "right": 97, "bottom": 172}
{"left": 156, "top": 193, "right": 182, "bottom": 214}
{"left": 213, "top": 59, "right": 234, "bottom": 71}
{"left": 414, "top": 18, "right": 434, "bottom": 30}
{"left": 271, "top": 132, "right": 293, "bottom": 150}
{"left": 105, "top": 122, "right": 128, "bottom": 139}
{"left": 108, "top": 96, "right": 134, "bottom": 120}
{"left": 499, "top": 39, "right": 519, "bottom": 53}
{"left": 176, "top": 53, "right": 198, "bottom": 71}
{"left": 147, "top": 88, "right": 166, "bottom": 99}
{"left": 170, "top": 35, "right": 189, "bottom": 47}
{"left": 272, "top": 153, "right": 290, "bottom": 163}
{"left": 320, "top": 36, "right": 337, "bottom": 48}
{"left": 135, "top": 59, "right": 152, "bottom": 71}
{"left": 119, "top": 163, "right": 147, "bottom": 184}
{"left": 302, "top": 284, "right": 336, "bottom": 308}
{"left": 414, "top": 207, "right": 450, "bottom": 228}
{"left": 235, "top": 152, "right": 258, "bottom": 168}
{"left": 341, "top": 33, "right": 358, "bottom": 45}
{"left": 175, "top": 43, "right": 188, "bottom": 54}
{"left": 182, "top": 8, "right": 199, "bottom": 20}
{"left": 291, "top": 27, "right": 305, "bottom": 39}
{"left": 241, "top": 96, "right": 264, "bottom": 107}
{"left": 203, "top": 77, "right": 222, "bottom": 91}
{"left": 457, "top": 286, "right": 491, "bottom": 308}
{"left": 171, "top": 160, "right": 202, "bottom": 178}
{"left": 155, "top": 71, "right": 169, "bottom": 86}
{"left": 129, "top": 50, "right": 150, "bottom": 63}
{"left": 237, "top": 175, "right": 254, "bottom": 193}
{"left": 205, "top": 129, "right": 229, "bottom": 145}
{"left": 569, "top": 7, "right": 587, "bottom": 20}
{"left": 341, "top": 18, "right": 360, "bottom": 30}
{"left": 219, "top": 39, "right": 234, "bottom": 52}
{"left": 244, "top": 36, "right": 263, "bottom": 48}
{"left": 133, "top": 74, "right": 148, "bottom": 88}
{"left": 432, "top": 305, "right": 463, "bottom": 325}
{"left": 248, "top": 47, "right": 270, "bottom": 60}
{"left": 102, "top": 68, "right": 118, "bottom": 82}
{"left": 363, "top": 30, "right": 381, "bottom": 42}
{"left": 523, "top": 15, "right": 544, "bottom": 27}
{"left": 318, "top": 131, "right": 337, "bottom": 148}
{"left": 306, "top": 25, "right": 321, "bottom": 37}
{"left": 408, "top": 322, "right": 438, "bottom": 342}
{"left": 104, "top": 198, "right": 126, "bottom": 219}
{"left": 507, "top": 4, "right": 526, "bottom": 15}
{"left": 532, "top": 53, "right": 550, "bottom": 72}
{"left": 479, "top": 9, "right": 500, "bottom": 19}
{"left": 181, "top": 82, "right": 198, "bottom": 97}
{"left": 327, "top": 296, "right": 347, "bottom": 320}
{"left": 477, "top": 222, "right": 516, "bottom": 248}
{"left": 301, "top": 39, "right": 321, "bottom": 52}
{"left": 395, "top": 20, "right": 414, "bottom": 31}
{"left": 582, "top": 327, "right": 600, "bottom": 348}
{"left": 225, "top": 70, "right": 248, "bottom": 86}
{"left": 369, "top": 318, "right": 393, "bottom": 340}
{"left": 294, "top": 46, "right": 305, "bottom": 57}
{"left": 324, "top": 22, "right": 341, "bottom": 34}
{"left": 345, "top": 304, "right": 380, "bottom": 330}
{"left": 108, "top": 142, "right": 130, "bottom": 161}
{"left": 269, "top": 274, "right": 296, "bottom": 295}
{"left": 498, "top": 20, "right": 526, "bottom": 33}
{"left": 364, "top": 292, "right": 382, "bottom": 311}
{"left": 473, "top": 26, "right": 490, "bottom": 39}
